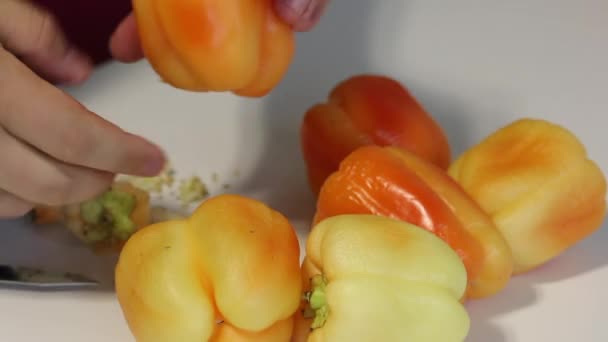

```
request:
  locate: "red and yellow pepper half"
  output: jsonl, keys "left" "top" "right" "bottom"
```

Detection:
{"left": 33, "top": 181, "right": 151, "bottom": 254}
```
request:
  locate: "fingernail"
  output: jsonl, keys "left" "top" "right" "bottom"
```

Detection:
{"left": 277, "top": 0, "right": 327, "bottom": 31}
{"left": 143, "top": 143, "right": 167, "bottom": 176}
{"left": 63, "top": 49, "right": 92, "bottom": 84}
{"left": 143, "top": 156, "right": 166, "bottom": 176}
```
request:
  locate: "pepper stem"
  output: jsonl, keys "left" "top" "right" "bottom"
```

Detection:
{"left": 303, "top": 274, "right": 329, "bottom": 329}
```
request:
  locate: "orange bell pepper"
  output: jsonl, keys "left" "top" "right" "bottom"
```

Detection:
{"left": 301, "top": 74, "right": 452, "bottom": 195}
{"left": 132, "top": 0, "right": 295, "bottom": 97}
{"left": 314, "top": 145, "right": 513, "bottom": 299}
{"left": 115, "top": 194, "right": 302, "bottom": 341}
{"left": 449, "top": 118, "right": 607, "bottom": 274}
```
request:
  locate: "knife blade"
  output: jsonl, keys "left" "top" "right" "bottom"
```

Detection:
{"left": 0, "top": 264, "right": 99, "bottom": 291}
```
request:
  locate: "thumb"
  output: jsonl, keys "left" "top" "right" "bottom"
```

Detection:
{"left": 0, "top": 0, "right": 92, "bottom": 84}
{"left": 110, "top": 13, "right": 144, "bottom": 63}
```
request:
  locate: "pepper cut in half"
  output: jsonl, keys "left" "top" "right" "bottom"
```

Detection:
{"left": 314, "top": 145, "right": 513, "bottom": 299}
{"left": 115, "top": 194, "right": 302, "bottom": 342}
{"left": 132, "top": 0, "right": 295, "bottom": 97}
{"left": 300, "top": 74, "right": 451, "bottom": 195}
{"left": 32, "top": 181, "right": 150, "bottom": 253}
{"left": 449, "top": 118, "right": 607, "bottom": 273}
{"left": 292, "top": 214, "right": 470, "bottom": 342}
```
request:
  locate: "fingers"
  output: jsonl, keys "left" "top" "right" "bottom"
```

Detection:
{"left": 110, "top": 13, "right": 144, "bottom": 63}
{"left": 274, "top": 0, "right": 330, "bottom": 31}
{"left": 0, "top": 0, "right": 91, "bottom": 84}
{"left": 0, "top": 190, "right": 32, "bottom": 218}
{"left": 0, "top": 48, "right": 166, "bottom": 177}
{"left": 0, "top": 127, "right": 115, "bottom": 207}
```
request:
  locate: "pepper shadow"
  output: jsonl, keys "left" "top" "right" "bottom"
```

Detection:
{"left": 515, "top": 218, "right": 608, "bottom": 283}
{"left": 464, "top": 218, "right": 608, "bottom": 340}
{"left": 465, "top": 320, "right": 509, "bottom": 342}
{"left": 465, "top": 277, "right": 539, "bottom": 341}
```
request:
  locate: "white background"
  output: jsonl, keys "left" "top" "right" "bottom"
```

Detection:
{"left": 0, "top": 0, "right": 607, "bottom": 341}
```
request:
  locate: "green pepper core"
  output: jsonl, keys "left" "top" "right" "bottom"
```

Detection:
{"left": 303, "top": 274, "right": 329, "bottom": 329}
{"left": 80, "top": 189, "right": 136, "bottom": 242}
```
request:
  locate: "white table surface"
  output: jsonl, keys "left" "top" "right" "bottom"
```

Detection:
{"left": 1, "top": 1, "right": 607, "bottom": 341}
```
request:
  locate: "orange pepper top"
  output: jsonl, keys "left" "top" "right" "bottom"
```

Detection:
{"left": 314, "top": 145, "right": 513, "bottom": 299}
{"left": 301, "top": 74, "right": 451, "bottom": 195}
{"left": 132, "top": 0, "right": 294, "bottom": 96}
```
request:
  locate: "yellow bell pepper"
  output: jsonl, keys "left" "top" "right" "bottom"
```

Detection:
{"left": 292, "top": 214, "right": 470, "bottom": 342}
{"left": 449, "top": 118, "right": 607, "bottom": 273}
{"left": 115, "top": 194, "right": 302, "bottom": 342}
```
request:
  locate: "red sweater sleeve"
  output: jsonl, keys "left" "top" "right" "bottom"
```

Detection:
{"left": 31, "top": 0, "right": 132, "bottom": 64}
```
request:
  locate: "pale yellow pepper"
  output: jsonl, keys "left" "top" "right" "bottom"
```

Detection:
{"left": 292, "top": 214, "right": 471, "bottom": 342}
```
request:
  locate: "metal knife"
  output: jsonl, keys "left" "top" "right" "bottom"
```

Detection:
{"left": 0, "top": 264, "right": 99, "bottom": 291}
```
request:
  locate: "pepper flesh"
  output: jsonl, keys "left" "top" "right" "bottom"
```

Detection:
{"left": 449, "top": 118, "right": 607, "bottom": 273}
{"left": 115, "top": 194, "right": 302, "bottom": 342}
{"left": 132, "top": 0, "right": 295, "bottom": 97}
{"left": 314, "top": 145, "right": 513, "bottom": 299}
{"left": 301, "top": 74, "right": 451, "bottom": 195}
{"left": 292, "top": 214, "right": 470, "bottom": 342}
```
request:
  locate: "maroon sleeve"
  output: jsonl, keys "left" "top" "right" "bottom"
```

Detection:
{"left": 31, "top": 0, "right": 133, "bottom": 64}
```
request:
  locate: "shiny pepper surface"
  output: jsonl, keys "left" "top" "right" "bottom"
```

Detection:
{"left": 314, "top": 145, "right": 513, "bottom": 298}
{"left": 292, "top": 214, "right": 470, "bottom": 342}
{"left": 115, "top": 194, "right": 302, "bottom": 341}
{"left": 133, "top": 0, "right": 295, "bottom": 96}
{"left": 449, "top": 118, "right": 607, "bottom": 273}
{"left": 300, "top": 74, "right": 451, "bottom": 195}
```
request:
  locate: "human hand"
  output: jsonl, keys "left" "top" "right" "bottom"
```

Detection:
{"left": 109, "top": 0, "right": 331, "bottom": 62}
{"left": 0, "top": 0, "right": 166, "bottom": 218}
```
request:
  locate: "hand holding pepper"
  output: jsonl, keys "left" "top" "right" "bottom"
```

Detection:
{"left": 110, "top": 0, "right": 331, "bottom": 96}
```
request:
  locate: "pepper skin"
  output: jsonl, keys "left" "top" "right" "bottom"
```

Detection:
{"left": 314, "top": 145, "right": 513, "bottom": 299}
{"left": 292, "top": 214, "right": 470, "bottom": 342}
{"left": 300, "top": 74, "right": 451, "bottom": 195}
{"left": 132, "top": 0, "right": 295, "bottom": 97}
{"left": 115, "top": 194, "right": 302, "bottom": 342}
{"left": 449, "top": 118, "right": 607, "bottom": 274}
